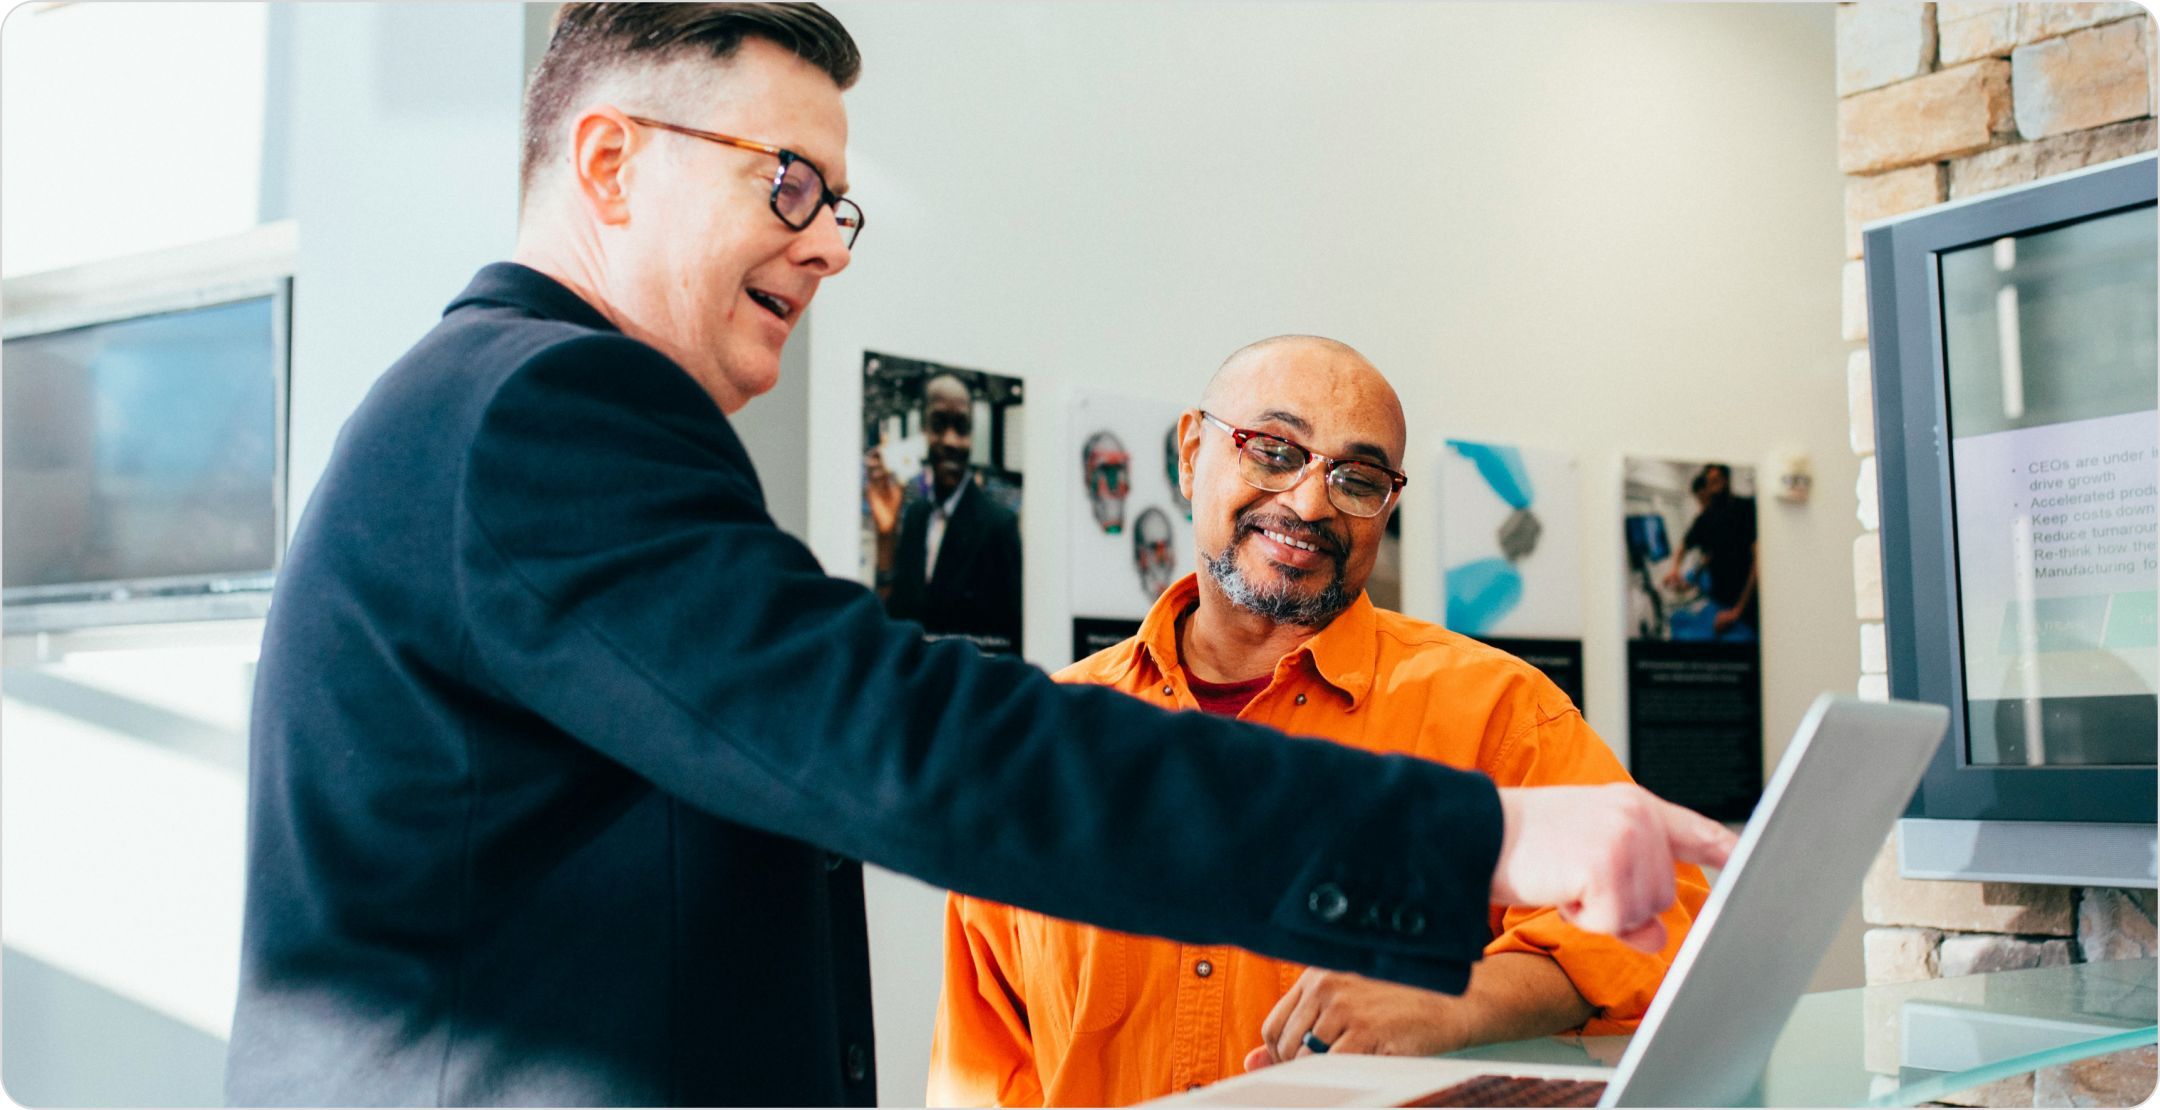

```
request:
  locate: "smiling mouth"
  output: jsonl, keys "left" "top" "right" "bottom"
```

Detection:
{"left": 746, "top": 288, "right": 794, "bottom": 321}
{"left": 1242, "top": 513, "right": 1341, "bottom": 558}
{"left": 1260, "top": 527, "right": 1321, "bottom": 553}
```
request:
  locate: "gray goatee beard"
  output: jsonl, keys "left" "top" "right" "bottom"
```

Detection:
{"left": 1202, "top": 539, "right": 1353, "bottom": 629}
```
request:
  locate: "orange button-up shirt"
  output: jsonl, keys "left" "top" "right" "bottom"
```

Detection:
{"left": 928, "top": 575, "right": 1710, "bottom": 1107}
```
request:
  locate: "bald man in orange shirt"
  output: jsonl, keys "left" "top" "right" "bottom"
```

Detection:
{"left": 929, "top": 337, "right": 1712, "bottom": 1107}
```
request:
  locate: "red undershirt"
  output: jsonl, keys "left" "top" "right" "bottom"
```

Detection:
{"left": 1183, "top": 670, "right": 1271, "bottom": 718}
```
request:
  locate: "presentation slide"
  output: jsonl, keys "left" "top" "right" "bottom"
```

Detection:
{"left": 1950, "top": 408, "right": 2158, "bottom": 703}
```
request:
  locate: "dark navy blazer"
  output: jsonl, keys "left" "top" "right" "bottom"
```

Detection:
{"left": 886, "top": 478, "right": 1023, "bottom": 654}
{"left": 227, "top": 264, "right": 1504, "bottom": 1106}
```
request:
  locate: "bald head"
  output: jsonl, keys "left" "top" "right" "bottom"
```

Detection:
{"left": 1176, "top": 334, "right": 1406, "bottom": 630}
{"left": 1200, "top": 335, "right": 1406, "bottom": 469}
{"left": 924, "top": 373, "right": 971, "bottom": 408}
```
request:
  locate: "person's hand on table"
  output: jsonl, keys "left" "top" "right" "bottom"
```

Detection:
{"left": 1245, "top": 969, "right": 1469, "bottom": 1071}
{"left": 1493, "top": 784, "right": 1734, "bottom": 953}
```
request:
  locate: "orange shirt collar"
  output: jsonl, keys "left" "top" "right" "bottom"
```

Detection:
{"left": 1123, "top": 573, "right": 1379, "bottom": 709}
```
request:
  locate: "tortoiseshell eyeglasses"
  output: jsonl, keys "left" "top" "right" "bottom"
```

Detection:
{"left": 627, "top": 115, "right": 864, "bottom": 249}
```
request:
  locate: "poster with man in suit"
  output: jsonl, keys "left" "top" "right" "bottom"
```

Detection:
{"left": 862, "top": 352, "right": 1025, "bottom": 655}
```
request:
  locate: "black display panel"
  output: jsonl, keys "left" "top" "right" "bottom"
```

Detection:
{"left": 1867, "top": 155, "right": 2157, "bottom": 824}
{"left": 4, "top": 292, "right": 284, "bottom": 602}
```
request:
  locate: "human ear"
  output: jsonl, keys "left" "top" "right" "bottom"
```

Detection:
{"left": 568, "top": 107, "right": 638, "bottom": 226}
{"left": 1176, "top": 409, "right": 1203, "bottom": 501}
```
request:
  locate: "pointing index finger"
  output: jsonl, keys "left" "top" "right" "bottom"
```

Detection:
{"left": 1660, "top": 801, "right": 1738, "bottom": 869}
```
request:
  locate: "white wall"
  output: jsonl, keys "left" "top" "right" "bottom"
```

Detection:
{"left": 799, "top": 4, "right": 1857, "bottom": 1102}
{"left": 0, "top": 2, "right": 267, "bottom": 278}
{"left": 284, "top": 2, "right": 531, "bottom": 523}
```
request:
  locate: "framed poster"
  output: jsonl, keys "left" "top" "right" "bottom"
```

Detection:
{"left": 861, "top": 352, "right": 1025, "bottom": 655}
{"left": 1622, "top": 457, "right": 1764, "bottom": 821}
{"left": 1437, "top": 439, "right": 1585, "bottom": 710}
{"left": 1068, "top": 392, "right": 1189, "bottom": 661}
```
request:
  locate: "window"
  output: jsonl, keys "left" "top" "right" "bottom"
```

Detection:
{"left": 1, "top": 2, "right": 268, "bottom": 277}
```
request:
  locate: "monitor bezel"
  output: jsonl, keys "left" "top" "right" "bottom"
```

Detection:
{"left": 2, "top": 274, "right": 292, "bottom": 614}
{"left": 1865, "top": 153, "right": 2156, "bottom": 825}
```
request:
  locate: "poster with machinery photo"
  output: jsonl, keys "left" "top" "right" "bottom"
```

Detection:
{"left": 1069, "top": 392, "right": 1188, "bottom": 662}
{"left": 861, "top": 352, "right": 1025, "bottom": 656}
{"left": 1436, "top": 440, "right": 1586, "bottom": 711}
{"left": 1621, "top": 456, "right": 1763, "bottom": 821}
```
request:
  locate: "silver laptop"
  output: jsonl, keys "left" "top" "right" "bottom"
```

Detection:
{"left": 1150, "top": 693, "right": 1950, "bottom": 1109}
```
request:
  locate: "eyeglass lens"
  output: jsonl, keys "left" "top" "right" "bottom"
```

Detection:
{"left": 1236, "top": 435, "right": 1393, "bottom": 517}
{"left": 773, "top": 159, "right": 862, "bottom": 248}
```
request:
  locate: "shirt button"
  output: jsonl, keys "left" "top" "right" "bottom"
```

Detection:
{"left": 1194, "top": 958, "right": 1214, "bottom": 979}
{"left": 1294, "top": 693, "right": 1307, "bottom": 705}
{"left": 1163, "top": 684, "right": 1174, "bottom": 696}
{"left": 845, "top": 1043, "right": 868, "bottom": 1083}
{"left": 1307, "top": 883, "right": 1349, "bottom": 923}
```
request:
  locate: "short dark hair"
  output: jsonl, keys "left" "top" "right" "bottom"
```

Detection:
{"left": 519, "top": 3, "right": 861, "bottom": 199}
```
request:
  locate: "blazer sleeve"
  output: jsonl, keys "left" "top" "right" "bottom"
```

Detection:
{"left": 454, "top": 335, "right": 1506, "bottom": 993}
{"left": 1478, "top": 709, "right": 1711, "bottom": 1032}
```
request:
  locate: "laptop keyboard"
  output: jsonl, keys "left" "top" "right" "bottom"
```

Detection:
{"left": 1398, "top": 1074, "right": 1608, "bottom": 1107}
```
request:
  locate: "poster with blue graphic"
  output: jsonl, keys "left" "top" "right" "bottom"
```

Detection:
{"left": 1622, "top": 456, "right": 1763, "bottom": 821}
{"left": 1438, "top": 440, "right": 1585, "bottom": 710}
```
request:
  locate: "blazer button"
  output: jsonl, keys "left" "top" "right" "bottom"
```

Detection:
{"left": 1307, "top": 883, "right": 1349, "bottom": 923}
{"left": 845, "top": 1043, "right": 869, "bottom": 1083}
{"left": 825, "top": 852, "right": 848, "bottom": 872}
{"left": 1194, "top": 958, "right": 1214, "bottom": 979}
{"left": 1392, "top": 906, "right": 1427, "bottom": 936}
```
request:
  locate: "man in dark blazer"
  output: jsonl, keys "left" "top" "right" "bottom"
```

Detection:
{"left": 880, "top": 374, "right": 1023, "bottom": 654}
{"left": 227, "top": 5, "right": 1733, "bottom": 1106}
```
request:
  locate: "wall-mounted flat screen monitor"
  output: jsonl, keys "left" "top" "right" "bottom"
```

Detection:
{"left": 3, "top": 279, "right": 289, "bottom": 630}
{"left": 1937, "top": 205, "right": 2156, "bottom": 768}
{"left": 1867, "top": 154, "right": 2155, "bottom": 886}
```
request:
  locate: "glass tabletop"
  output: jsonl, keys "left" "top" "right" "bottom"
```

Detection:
{"left": 1442, "top": 958, "right": 2156, "bottom": 1107}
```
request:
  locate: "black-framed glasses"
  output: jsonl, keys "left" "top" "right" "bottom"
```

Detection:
{"left": 1199, "top": 410, "right": 1407, "bottom": 518}
{"left": 627, "top": 115, "right": 864, "bottom": 249}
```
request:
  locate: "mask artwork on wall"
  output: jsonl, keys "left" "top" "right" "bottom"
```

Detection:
{"left": 1082, "top": 431, "right": 1131, "bottom": 534}
{"left": 1133, "top": 507, "right": 1177, "bottom": 598}
{"left": 1164, "top": 424, "right": 1192, "bottom": 519}
{"left": 1070, "top": 393, "right": 1191, "bottom": 661}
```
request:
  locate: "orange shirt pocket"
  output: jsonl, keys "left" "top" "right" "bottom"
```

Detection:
{"left": 1013, "top": 912, "right": 1130, "bottom": 1037}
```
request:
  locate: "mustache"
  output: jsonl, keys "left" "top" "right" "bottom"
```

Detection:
{"left": 927, "top": 443, "right": 971, "bottom": 465}
{"left": 1236, "top": 510, "right": 1347, "bottom": 560}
